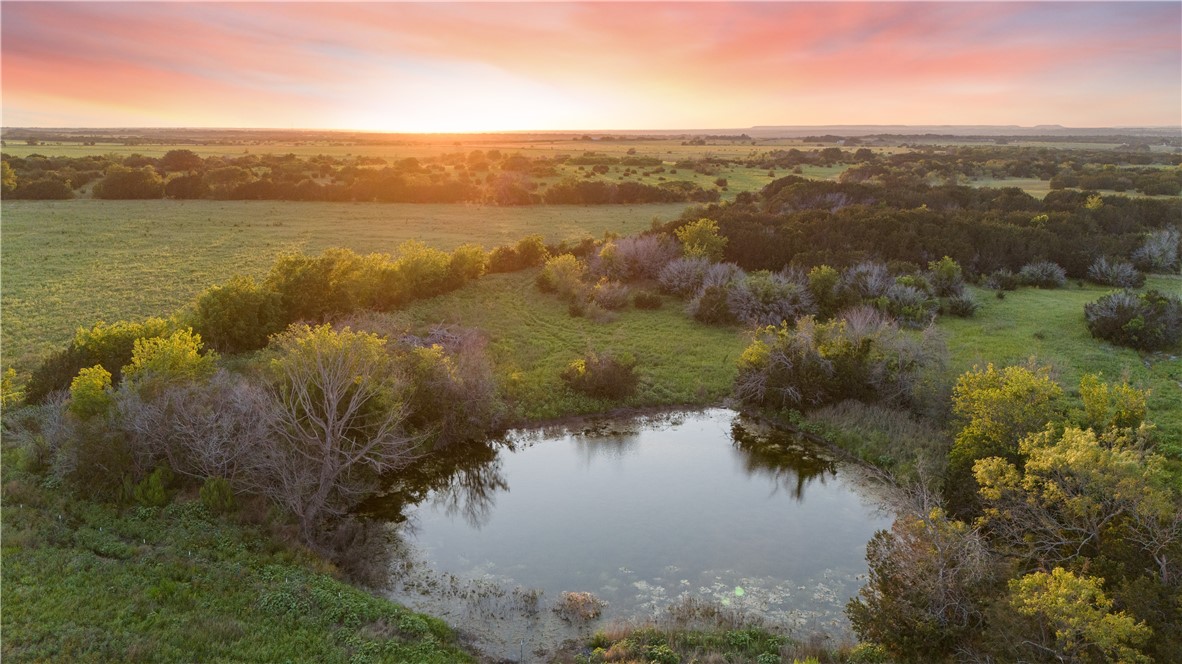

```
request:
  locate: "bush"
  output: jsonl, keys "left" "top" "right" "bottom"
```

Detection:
{"left": 594, "top": 234, "right": 679, "bottom": 282}
{"left": 687, "top": 284, "right": 736, "bottom": 324}
{"left": 927, "top": 256, "right": 965, "bottom": 297}
{"left": 94, "top": 165, "right": 164, "bottom": 199}
{"left": 807, "top": 264, "right": 842, "bottom": 318}
{"left": 590, "top": 278, "right": 630, "bottom": 310}
{"left": 1087, "top": 257, "right": 1145, "bottom": 288}
{"left": 68, "top": 365, "right": 113, "bottom": 419}
{"left": 946, "top": 292, "right": 979, "bottom": 318}
{"left": 536, "top": 254, "right": 586, "bottom": 300}
{"left": 674, "top": 218, "right": 728, "bottom": 260}
{"left": 1084, "top": 289, "right": 1182, "bottom": 351}
{"left": 840, "top": 261, "right": 893, "bottom": 301}
{"left": 985, "top": 269, "right": 1019, "bottom": 291}
{"left": 734, "top": 308, "right": 944, "bottom": 413}
{"left": 1131, "top": 228, "right": 1180, "bottom": 273}
{"left": 122, "top": 328, "right": 218, "bottom": 391}
{"left": 560, "top": 352, "right": 639, "bottom": 400}
{"left": 879, "top": 283, "right": 938, "bottom": 328}
{"left": 658, "top": 256, "right": 713, "bottom": 296}
{"left": 189, "top": 276, "right": 286, "bottom": 354}
{"left": 25, "top": 318, "right": 171, "bottom": 403}
{"left": 727, "top": 271, "right": 816, "bottom": 327}
{"left": 1018, "top": 260, "right": 1067, "bottom": 288}
{"left": 632, "top": 290, "right": 663, "bottom": 310}
{"left": 200, "top": 477, "right": 237, "bottom": 514}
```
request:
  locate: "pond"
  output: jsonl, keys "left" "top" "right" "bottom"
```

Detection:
{"left": 375, "top": 408, "right": 893, "bottom": 660}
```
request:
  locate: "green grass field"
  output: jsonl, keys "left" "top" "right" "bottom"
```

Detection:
{"left": 0, "top": 199, "right": 687, "bottom": 366}
{"left": 0, "top": 450, "right": 472, "bottom": 663}
{"left": 390, "top": 270, "right": 748, "bottom": 421}
{"left": 936, "top": 276, "right": 1182, "bottom": 452}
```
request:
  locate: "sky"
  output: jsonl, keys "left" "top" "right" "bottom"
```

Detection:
{"left": 2, "top": 2, "right": 1180, "bottom": 132}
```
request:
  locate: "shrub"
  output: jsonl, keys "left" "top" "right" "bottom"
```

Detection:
{"left": 946, "top": 292, "right": 979, "bottom": 318}
{"left": 985, "top": 269, "right": 1019, "bottom": 291}
{"left": 1084, "top": 289, "right": 1182, "bottom": 351}
{"left": 200, "top": 477, "right": 237, "bottom": 514}
{"left": 593, "top": 234, "right": 679, "bottom": 282}
{"left": 658, "top": 256, "right": 712, "bottom": 296}
{"left": 189, "top": 276, "right": 286, "bottom": 354}
{"left": 446, "top": 243, "right": 487, "bottom": 287}
{"left": 1018, "top": 260, "right": 1067, "bottom": 288}
{"left": 560, "top": 352, "right": 638, "bottom": 399}
{"left": 68, "top": 365, "right": 113, "bottom": 419}
{"left": 536, "top": 254, "right": 586, "bottom": 300}
{"left": 807, "top": 265, "right": 842, "bottom": 318}
{"left": 553, "top": 591, "right": 606, "bottom": 622}
{"left": 514, "top": 234, "right": 549, "bottom": 268}
{"left": 840, "top": 261, "right": 893, "bottom": 301}
{"left": 1131, "top": 227, "right": 1180, "bottom": 273}
{"left": 1087, "top": 257, "right": 1145, "bottom": 288}
{"left": 879, "top": 283, "right": 938, "bottom": 327}
{"left": 590, "top": 278, "right": 630, "bottom": 310}
{"left": 674, "top": 218, "right": 728, "bottom": 260}
{"left": 687, "top": 285, "right": 736, "bottom": 324}
{"left": 400, "top": 333, "right": 503, "bottom": 447}
{"left": 734, "top": 308, "right": 944, "bottom": 413}
{"left": 122, "top": 328, "right": 218, "bottom": 391}
{"left": 26, "top": 318, "right": 171, "bottom": 403}
{"left": 727, "top": 271, "right": 816, "bottom": 327}
{"left": 486, "top": 245, "right": 520, "bottom": 273}
{"left": 927, "top": 256, "right": 965, "bottom": 297}
{"left": 93, "top": 165, "right": 164, "bottom": 199}
{"left": 632, "top": 290, "right": 663, "bottom": 309}
{"left": 130, "top": 466, "right": 174, "bottom": 507}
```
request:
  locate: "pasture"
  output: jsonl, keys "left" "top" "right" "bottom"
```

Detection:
{"left": 937, "top": 276, "right": 1182, "bottom": 452}
{"left": 0, "top": 199, "right": 686, "bottom": 365}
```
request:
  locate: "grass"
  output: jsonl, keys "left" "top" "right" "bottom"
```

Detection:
{"left": 385, "top": 271, "right": 749, "bottom": 421}
{"left": 0, "top": 448, "right": 472, "bottom": 663}
{"left": 0, "top": 199, "right": 685, "bottom": 367}
{"left": 935, "top": 275, "right": 1182, "bottom": 453}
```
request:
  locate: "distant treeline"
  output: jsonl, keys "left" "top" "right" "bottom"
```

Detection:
{"left": 673, "top": 175, "right": 1182, "bottom": 278}
{"left": 0, "top": 150, "right": 720, "bottom": 205}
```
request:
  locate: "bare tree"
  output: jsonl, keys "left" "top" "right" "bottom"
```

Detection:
{"left": 251, "top": 324, "right": 421, "bottom": 540}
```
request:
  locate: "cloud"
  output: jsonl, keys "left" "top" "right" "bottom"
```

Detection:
{"left": 2, "top": 2, "right": 1178, "bottom": 129}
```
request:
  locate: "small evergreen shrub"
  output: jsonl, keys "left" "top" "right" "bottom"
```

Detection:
{"left": 1087, "top": 257, "right": 1145, "bottom": 288}
{"left": 200, "top": 477, "right": 237, "bottom": 514}
{"left": 1084, "top": 289, "right": 1182, "bottom": 351}
{"left": 947, "top": 293, "right": 979, "bottom": 318}
{"left": 1017, "top": 260, "right": 1067, "bottom": 288}
{"left": 590, "top": 279, "right": 630, "bottom": 310}
{"left": 985, "top": 269, "right": 1019, "bottom": 291}
{"left": 561, "top": 352, "right": 638, "bottom": 399}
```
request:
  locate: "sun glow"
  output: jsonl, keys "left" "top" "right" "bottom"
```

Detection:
{"left": 334, "top": 63, "right": 606, "bottom": 133}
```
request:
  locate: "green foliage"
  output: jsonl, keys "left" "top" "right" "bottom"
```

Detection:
{"left": 847, "top": 507, "right": 997, "bottom": 662}
{"left": 946, "top": 292, "right": 979, "bottom": 317}
{"left": 122, "top": 328, "right": 217, "bottom": 389}
{"left": 199, "top": 477, "right": 237, "bottom": 514}
{"left": 2, "top": 367, "right": 25, "bottom": 410}
{"left": 675, "top": 218, "right": 728, "bottom": 261}
{"left": 806, "top": 265, "right": 841, "bottom": 318}
{"left": 68, "top": 365, "right": 113, "bottom": 419}
{"left": 1009, "top": 568, "right": 1151, "bottom": 663}
{"left": 1, "top": 160, "right": 17, "bottom": 193}
{"left": 590, "top": 278, "right": 630, "bottom": 310}
{"left": 560, "top": 351, "right": 639, "bottom": 400}
{"left": 1084, "top": 289, "right": 1182, "bottom": 351}
{"left": 735, "top": 311, "right": 943, "bottom": 414}
{"left": 946, "top": 363, "right": 1063, "bottom": 514}
{"left": 536, "top": 253, "right": 586, "bottom": 300}
{"left": 130, "top": 466, "right": 174, "bottom": 508}
{"left": 1079, "top": 372, "right": 1148, "bottom": 431}
{"left": 189, "top": 276, "right": 285, "bottom": 353}
{"left": 928, "top": 256, "right": 964, "bottom": 297}
{"left": 0, "top": 455, "right": 471, "bottom": 662}
{"left": 94, "top": 165, "right": 164, "bottom": 199}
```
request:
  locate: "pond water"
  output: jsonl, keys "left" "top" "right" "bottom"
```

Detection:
{"left": 376, "top": 408, "right": 892, "bottom": 660}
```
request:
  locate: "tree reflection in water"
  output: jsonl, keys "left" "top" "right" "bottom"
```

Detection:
{"left": 729, "top": 421, "right": 837, "bottom": 501}
{"left": 359, "top": 439, "right": 507, "bottom": 528}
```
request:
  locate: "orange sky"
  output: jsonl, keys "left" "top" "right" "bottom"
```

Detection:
{"left": 2, "top": 2, "right": 1180, "bottom": 131}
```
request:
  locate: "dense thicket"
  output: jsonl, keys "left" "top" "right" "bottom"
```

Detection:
{"left": 671, "top": 177, "right": 1180, "bottom": 277}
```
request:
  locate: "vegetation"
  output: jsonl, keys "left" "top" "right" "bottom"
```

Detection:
{"left": 1084, "top": 288, "right": 1182, "bottom": 351}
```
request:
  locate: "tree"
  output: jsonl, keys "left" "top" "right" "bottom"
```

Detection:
{"left": 257, "top": 324, "right": 420, "bottom": 539}
{"left": 675, "top": 218, "right": 728, "bottom": 261}
{"left": 189, "top": 276, "right": 285, "bottom": 353}
{"left": 946, "top": 363, "right": 1064, "bottom": 515}
{"left": 122, "top": 328, "right": 218, "bottom": 392}
{"left": 68, "top": 365, "right": 113, "bottom": 419}
{"left": 848, "top": 503, "right": 998, "bottom": 661}
{"left": 1008, "top": 568, "right": 1151, "bottom": 663}
{"left": 1, "top": 161, "right": 17, "bottom": 194}
{"left": 159, "top": 149, "right": 203, "bottom": 173}
{"left": 93, "top": 165, "right": 164, "bottom": 199}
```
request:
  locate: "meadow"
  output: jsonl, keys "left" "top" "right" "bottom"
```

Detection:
{"left": 937, "top": 277, "right": 1182, "bottom": 452}
{"left": 0, "top": 199, "right": 685, "bottom": 365}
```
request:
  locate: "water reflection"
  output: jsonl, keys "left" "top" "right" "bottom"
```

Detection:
{"left": 358, "top": 439, "right": 506, "bottom": 525}
{"left": 730, "top": 421, "right": 837, "bottom": 502}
